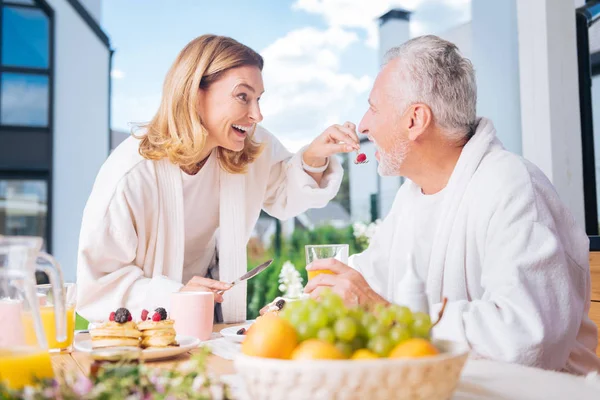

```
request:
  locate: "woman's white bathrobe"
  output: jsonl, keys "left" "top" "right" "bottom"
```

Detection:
{"left": 77, "top": 126, "right": 342, "bottom": 324}
{"left": 351, "top": 118, "right": 600, "bottom": 374}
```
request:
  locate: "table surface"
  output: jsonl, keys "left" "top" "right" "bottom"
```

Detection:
{"left": 52, "top": 324, "right": 236, "bottom": 378}
{"left": 53, "top": 324, "right": 600, "bottom": 400}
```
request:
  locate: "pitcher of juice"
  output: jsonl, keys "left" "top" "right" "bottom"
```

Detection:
{"left": 0, "top": 236, "right": 66, "bottom": 389}
{"left": 0, "top": 270, "right": 54, "bottom": 389}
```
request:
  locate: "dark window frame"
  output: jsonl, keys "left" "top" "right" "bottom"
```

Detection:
{"left": 0, "top": 0, "right": 53, "bottom": 250}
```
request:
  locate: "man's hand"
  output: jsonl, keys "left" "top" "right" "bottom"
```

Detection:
{"left": 304, "top": 258, "right": 388, "bottom": 306}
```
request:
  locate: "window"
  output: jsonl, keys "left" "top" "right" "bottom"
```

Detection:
{"left": 2, "top": 5, "right": 49, "bottom": 68}
{"left": 1, "top": 72, "right": 48, "bottom": 126}
{"left": 0, "top": 179, "right": 48, "bottom": 240}
{"left": 0, "top": 0, "right": 53, "bottom": 249}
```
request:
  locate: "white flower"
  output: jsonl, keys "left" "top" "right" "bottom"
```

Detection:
{"left": 353, "top": 219, "right": 381, "bottom": 244}
{"left": 278, "top": 261, "right": 304, "bottom": 299}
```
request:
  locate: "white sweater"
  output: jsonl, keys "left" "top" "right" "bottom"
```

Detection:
{"left": 351, "top": 118, "right": 600, "bottom": 374}
{"left": 76, "top": 126, "right": 342, "bottom": 323}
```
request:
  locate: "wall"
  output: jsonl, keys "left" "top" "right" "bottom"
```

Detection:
{"left": 47, "top": 0, "right": 110, "bottom": 281}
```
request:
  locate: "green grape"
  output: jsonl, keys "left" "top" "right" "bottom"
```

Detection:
{"left": 372, "top": 303, "right": 386, "bottom": 316}
{"left": 394, "top": 305, "right": 414, "bottom": 326}
{"left": 360, "top": 313, "right": 376, "bottom": 335}
{"left": 309, "top": 307, "right": 329, "bottom": 330}
{"left": 368, "top": 336, "right": 394, "bottom": 357}
{"left": 288, "top": 310, "right": 308, "bottom": 328}
{"left": 350, "top": 335, "right": 366, "bottom": 351}
{"left": 389, "top": 326, "right": 411, "bottom": 345}
{"left": 366, "top": 322, "right": 387, "bottom": 339}
{"left": 317, "top": 327, "right": 336, "bottom": 344}
{"left": 379, "top": 307, "right": 395, "bottom": 327}
{"left": 296, "top": 322, "right": 318, "bottom": 341}
{"left": 321, "top": 292, "right": 344, "bottom": 312}
{"left": 334, "top": 317, "right": 357, "bottom": 342}
{"left": 411, "top": 312, "right": 432, "bottom": 338}
{"left": 335, "top": 342, "right": 353, "bottom": 358}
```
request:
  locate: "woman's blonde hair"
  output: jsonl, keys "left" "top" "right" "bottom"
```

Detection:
{"left": 136, "top": 34, "right": 264, "bottom": 174}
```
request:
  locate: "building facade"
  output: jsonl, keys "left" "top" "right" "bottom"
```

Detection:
{"left": 0, "top": 0, "right": 111, "bottom": 281}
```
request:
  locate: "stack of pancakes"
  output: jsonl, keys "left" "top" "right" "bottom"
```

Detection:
{"left": 137, "top": 319, "right": 178, "bottom": 348}
{"left": 90, "top": 321, "right": 142, "bottom": 348}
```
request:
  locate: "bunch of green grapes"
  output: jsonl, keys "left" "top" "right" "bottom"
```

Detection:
{"left": 278, "top": 290, "right": 433, "bottom": 358}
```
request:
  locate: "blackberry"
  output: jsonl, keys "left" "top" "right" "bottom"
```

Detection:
{"left": 114, "top": 308, "right": 131, "bottom": 324}
{"left": 275, "top": 299, "right": 286, "bottom": 311}
{"left": 155, "top": 307, "right": 168, "bottom": 321}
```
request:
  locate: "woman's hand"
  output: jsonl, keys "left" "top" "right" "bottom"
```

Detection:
{"left": 180, "top": 276, "right": 232, "bottom": 303}
{"left": 302, "top": 122, "right": 361, "bottom": 168}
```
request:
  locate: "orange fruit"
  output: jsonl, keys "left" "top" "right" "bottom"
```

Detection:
{"left": 241, "top": 314, "right": 297, "bottom": 359}
{"left": 290, "top": 339, "right": 346, "bottom": 360}
{"left": 351, "top": 349, "right": 379, "bottom": 360}
{"left": 389, "top": 338, "right": 439, "bottom": 359}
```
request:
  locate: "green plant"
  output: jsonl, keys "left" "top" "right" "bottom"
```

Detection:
{"left": 0, "top": 348, "right": 229, "bottom": 400}
{"left": 245, "top": 223, "right": 373, "bottom": 319}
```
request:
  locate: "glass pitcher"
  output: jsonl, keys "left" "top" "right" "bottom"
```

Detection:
{"left": 0, "top": 270, "right": 54, "bottom": 389}
{"left": 0, "top": 235, "right": 67, "bottom": 346}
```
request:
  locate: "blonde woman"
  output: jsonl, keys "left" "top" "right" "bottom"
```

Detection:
{"left": 76, "top": 35, "right": 359, "bottom": 323}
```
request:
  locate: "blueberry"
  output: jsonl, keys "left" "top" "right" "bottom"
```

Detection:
{"left": 114, "top": 308, "right": 131, "bottom": 324}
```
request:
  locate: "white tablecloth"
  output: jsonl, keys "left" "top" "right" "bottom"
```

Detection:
{"left": 455, "top": 359, "right": 600, "bottom": 399}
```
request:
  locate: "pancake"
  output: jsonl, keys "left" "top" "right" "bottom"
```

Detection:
{"left": 138, "top": 319, "right": 177, "bottom": 348}
{"left": 137, "top": 319, "right": 174, "bottom": 331}
{"left": 91, "top": 337, "right": 141, "bottom": 348}
{"left": 90, "top": 321, "right": 142, "bottom": 349}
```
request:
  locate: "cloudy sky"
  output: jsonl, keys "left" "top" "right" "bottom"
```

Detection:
{"left": 103, "top": 0, "right": 470, "bottom": 151}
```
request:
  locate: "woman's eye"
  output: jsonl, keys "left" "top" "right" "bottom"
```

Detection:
{"left": 237, "top": 93, "right": 248, "bottom": 102}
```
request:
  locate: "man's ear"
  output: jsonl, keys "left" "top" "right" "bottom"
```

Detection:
{"left": 407, "top": 103, "right": 433, "bottom": 141}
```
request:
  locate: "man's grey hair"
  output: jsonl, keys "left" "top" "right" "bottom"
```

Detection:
{"left": 383, "top": 35, "right": 477, "bottom": 140}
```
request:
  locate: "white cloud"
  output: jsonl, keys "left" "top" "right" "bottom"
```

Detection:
{"left": 1, "top": 77, "right": 48, "bottom": 126}
{"left": 292, "top": 0, "right": 471, "bottom": 47}
{"left": 111, "top": 69, "right": 126, "bottom": 79}
{"left": 259, "top": 27, "right": 372, "bottom": 151}
{"left": 111, "top": 93, "right": 161, "bottom": 132}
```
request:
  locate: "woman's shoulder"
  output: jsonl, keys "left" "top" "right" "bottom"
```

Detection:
{"left": 250, "top": 124, "right": 293, "bottom": 165}
{"left": 87, "top": 136, "right": 158, "bottom": 213}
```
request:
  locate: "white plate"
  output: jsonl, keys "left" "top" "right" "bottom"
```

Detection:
{"left": 220, "top": 322, "right": 253, "bottom": 343}
{"left": 74, "top": 334, "right": 201, "bottom": 361}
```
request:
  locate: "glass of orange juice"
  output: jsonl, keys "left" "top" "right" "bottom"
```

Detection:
{"left": 24, "top": 283, "right": 77, "bottom": 352}
{"left": 0, "top": 347, "right": 54, "bottom": 389}
{"left": 305, "top": 244, "right": 349, "bottom": 280}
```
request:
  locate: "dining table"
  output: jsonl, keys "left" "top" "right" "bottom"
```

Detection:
{"left": 53, "top": 323, "right": 600, "bottom": 400}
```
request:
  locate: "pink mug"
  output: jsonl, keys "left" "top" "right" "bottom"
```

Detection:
{"left": 169, "top": 291, "right": 214, "bottom": 341}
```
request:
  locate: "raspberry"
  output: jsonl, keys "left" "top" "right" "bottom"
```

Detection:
{"left": 152, "top": 312, "right": 161, "bottom": 322}
{"left": 141, "top": 309, "right": 149, "bottom": 321}
{"left": 114, "top": 308, "right": 131, "bottom": 324}
{"left": 155, "top": 307, "right": 168, "bottom": 321}
{"left": 128, "top": 314, "right": 132, "bottom": 322}
{"left": 109, "top": 311, "right": 115, "bottom": 322}
{"left": 356, "top": 153, "right": 367, "bottom": 163}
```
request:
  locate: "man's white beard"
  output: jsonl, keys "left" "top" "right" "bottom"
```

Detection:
{"left": 377, "top": 137, "right": 409, "bottom": 176}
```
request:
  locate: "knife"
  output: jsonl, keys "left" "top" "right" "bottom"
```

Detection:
{"left": 216, "top": 259, "right": 273, "bottom": 294}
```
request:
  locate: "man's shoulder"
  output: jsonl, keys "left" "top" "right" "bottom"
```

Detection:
{"left": 473, "top": 146, "right": 550, "bottom": 194}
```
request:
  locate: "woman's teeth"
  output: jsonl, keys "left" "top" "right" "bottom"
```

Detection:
{"left": 232, "top": 124, "right": 250, "bottom": 133}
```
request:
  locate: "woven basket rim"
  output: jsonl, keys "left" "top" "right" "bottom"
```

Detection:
{"left": 234, "top": 338, "right": 470, "bottom": 367}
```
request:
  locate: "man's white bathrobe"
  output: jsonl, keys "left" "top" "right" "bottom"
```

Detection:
{"left": 351, "top": 118, "right": 600, "bottom": 374}
{"left": 76, "top": 126, "right": 342, "bottom": 324}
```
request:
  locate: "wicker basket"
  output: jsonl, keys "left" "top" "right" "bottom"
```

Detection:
{"left": 234, "top": 339, "right": 469, "bottom": 400}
